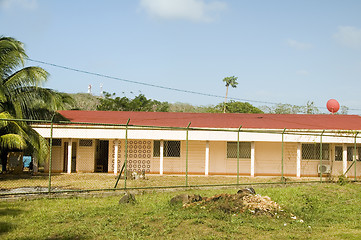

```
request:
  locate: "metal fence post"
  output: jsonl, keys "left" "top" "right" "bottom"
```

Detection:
{"left": 354, "top": 132, "right": 358, "bottom": 181}
{"left": 237, "top": 126, "right": 242, "bottom": 185}
{"left": 124, "top": 118, "right": 130, "bottom": 189}
{"left": 185, "top": 122, "right": 191, "bottom": 187}
{"left": 320, "top": 130, "right": 325, "bottom": 183}
{"left": 48, "top": 115, "right": 55, "bottom": 193}
{"left": 281, "top": 128, "right": 286, "bottom": 183}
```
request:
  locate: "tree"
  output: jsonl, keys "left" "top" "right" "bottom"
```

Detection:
{"left": 0, "top": 36, "right": 72, "bottom": 171}
{"left": 97, "top": 92, "right": 169, "bottom": 112}
{"left": 222, "top": 76, "right": 238, "bottom": 113}
{"left": 213, "top": 101, "right": 263, "bottom": 113}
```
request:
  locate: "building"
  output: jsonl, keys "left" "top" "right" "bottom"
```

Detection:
{"left": 32, "top": 110, "right": 361, "bottom": 178}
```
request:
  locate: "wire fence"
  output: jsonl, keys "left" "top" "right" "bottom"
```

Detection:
{"left": 0, "top": 117, "right": 360, "bottom": 196}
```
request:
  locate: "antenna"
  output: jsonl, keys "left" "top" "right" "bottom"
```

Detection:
{"left": 100, "top": 83, "right": 103, "bottom": 96}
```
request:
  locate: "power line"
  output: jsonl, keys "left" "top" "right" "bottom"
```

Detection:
{"left": 26, "top": 58, "right": 361, "bottom": 112}
{"left": 27, "top": 58, "right": 276, "bottom": 104}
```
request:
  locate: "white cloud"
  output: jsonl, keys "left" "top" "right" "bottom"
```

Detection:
{"left": 0, "top": 0, "right": 38, "bottom": 10}
{"left": 286, "top": 39, "right": 312, "bottom": 50}
{"left": 333, "top": 26, "right": 361, "bottom": 49}
{"left": 139, "top": 0, "right": 227, "bottom": 22}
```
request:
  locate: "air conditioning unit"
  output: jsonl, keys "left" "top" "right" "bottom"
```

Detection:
{"left": 318, "top": 164, "right": 331, "bottom": 174}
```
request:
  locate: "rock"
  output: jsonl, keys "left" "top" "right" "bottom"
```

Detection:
{"left": 170, "top": 194, "right": 203, "bottom": 205}
{"left": 237, "top": 187, "right": 256, "bottom": 196}
{"left": 118, "top": 193, "right": 136, "bottom": 204}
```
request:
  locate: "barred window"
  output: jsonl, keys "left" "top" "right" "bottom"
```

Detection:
{"left": 335, "top": 146, "right": 343, "bottom": 161}
{"left": 302, "top": 143, "right": 329, "bottom": 160}
{"left": 79, "top": 139, "right": 93, "bottom": 147}
{"left": 347, "top": 147, "right": 361, "bottom": 161}
{"left": 153, "top": 140, "right": 181, "bottom": 157}
{"left": 51, "top": 138, "right": 62, "bottom": 146}
{"left": 227, "top": 142, "right": 251, "bottom": 159}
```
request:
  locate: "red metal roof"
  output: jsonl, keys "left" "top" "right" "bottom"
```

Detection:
{"left": 58, "top": 110, "right": 361, "bottom": 130}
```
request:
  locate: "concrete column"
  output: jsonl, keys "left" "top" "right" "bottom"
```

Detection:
{"left": 297, "top": 143, "right": 301, "bottom": 178}
{"left": 160, "top": 140, "right": 164, "bottom": 175}
{"left": 251, "top": 142, "right": 255, "bottom": 177}
{"left": 205, "top": 141, "right": 209, "bottom": 176}
{"left": 114, "top": 140, "right": 119, "bottom": 175}
{"left": 67, "top": 139, "right": 72, "bottom": 174}
{"left": 343, "top": 144, "right": 348, "bottom": 177}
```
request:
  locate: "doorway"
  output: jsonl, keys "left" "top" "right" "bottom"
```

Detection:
{"left": 95, "top": 140, "right": 109, "bottom": 172}
{"left": 63, "top": 141, "right": 77, "bottom": 173}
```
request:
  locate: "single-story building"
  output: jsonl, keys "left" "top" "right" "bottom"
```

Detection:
{"left": 32, "top": 110, "right": 361, "bottom": 178}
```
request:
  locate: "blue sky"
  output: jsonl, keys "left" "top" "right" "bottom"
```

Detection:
{"left": 1, "top": 0, "right": 361, "bottom": 113}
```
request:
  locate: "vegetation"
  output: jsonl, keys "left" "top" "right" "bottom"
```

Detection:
{"left": 1, "top": 183, "right": 361, "bottom": 239}
{"left": 222, "top": 76, "right": 238, "bottom": 113}
{"left": 0, "top": 36, "right": 72, "bottom": 171}
{"left": 96, "top": 92, "right": 170, "bottom": 112}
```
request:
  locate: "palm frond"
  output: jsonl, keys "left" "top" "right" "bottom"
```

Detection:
{"left": 0, "top": 133, "right": 26, "bottom": 150}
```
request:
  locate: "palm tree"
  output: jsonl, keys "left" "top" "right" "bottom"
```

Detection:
{"left": 0, "top": 36, "right": 72, "bottom": 171}
{"left": 222, "top": 76, "right": 238, "bottom": 113}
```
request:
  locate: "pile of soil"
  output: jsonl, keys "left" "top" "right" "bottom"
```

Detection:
{"left": 177, "top": 189, "right": 281, "bottom": 216}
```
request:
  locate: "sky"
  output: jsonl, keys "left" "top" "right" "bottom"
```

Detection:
{"left": 1, "top": 0, "right": 361, "bottom": 114}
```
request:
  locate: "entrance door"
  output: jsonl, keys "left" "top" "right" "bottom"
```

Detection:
{"left": 63, "top": 141, "right": 77, "bottom": 173}
{"left": 71, "top": 142, "right": 77, "bottom": 173}
{"left": 95, "top": 140, "right": 109, "bottom": 172}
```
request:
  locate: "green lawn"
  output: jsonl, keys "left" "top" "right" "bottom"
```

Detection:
{"left": 1, "top": 183, "right": 361, "bottom": 239}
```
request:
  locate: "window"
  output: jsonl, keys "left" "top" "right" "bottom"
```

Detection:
{"left": 302, "top": 143, "right": 329, "bottom": 160}
{"left": 79, "top": 139, "right": 93, "bottom": 147}
{"left": 335, "top": 146, "right": 343, "bottom": 161}
{"left": 347, "top": 147, "right": 361, "bottom": 161}
{"left": 227, "top": 142, "right": 251, "bottom": 159}
{"left": 49, "top": 138, "right": 62, "bottom": 146}
{"left": 153, "top": 140, "right": 181, "bottom": 157}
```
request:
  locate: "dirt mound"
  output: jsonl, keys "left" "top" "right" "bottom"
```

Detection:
{"left": 183, "top": 192, "right": 281, "bottom": 216}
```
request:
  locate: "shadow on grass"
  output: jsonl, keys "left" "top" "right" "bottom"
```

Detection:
{"left": 0, "top": 221, "right": 14, "bottom": 235}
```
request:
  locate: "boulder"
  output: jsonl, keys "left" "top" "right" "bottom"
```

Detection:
{"left": 118, "top": 193, "right": 136, "bottom": 204}
{"left": 170, "top": 194, "right": 203, "bottom": 205}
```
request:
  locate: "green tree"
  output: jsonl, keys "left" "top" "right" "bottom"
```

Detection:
{"left": 222, "top": 76, "right": 238, "bottom": 113}
{"left": 214, "top": 101, "right": 263, "bottom": 113}
{"left": 97, "top": 92, "right": 169, "bottom": 112}
{"left": 0, "top": 36, "right": 72, "bottom": 171}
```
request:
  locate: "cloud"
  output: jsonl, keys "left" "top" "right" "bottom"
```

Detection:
{"left": 286, "top": 39, "right": 312, "bottom": 50}
{"left": 0, "top": 0, "right": 38, "bottom": 10}
{"left": 139, "top": 0, "right": 227, "bottom": 22}
{"left": 333, "top": 26, "right": 361, "bottom": 49}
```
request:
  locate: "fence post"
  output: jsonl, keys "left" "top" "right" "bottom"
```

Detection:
{"left": 237, "top": 126, "right": 242, "bottom": 185}
{"left": 124, "top": 118, "right": 130, "bottom": 189}
{"left": 281, "top": 128, "right": 286, "bottom": 183}
{"left": 48, "top": 115, "right": 55, "bottom": 193}
{"left": 354, "top": 132, "right": 358, "bottom": 181}
{"left": 185, "top": 122, "right": 191, "bottom": 187}
{"left": 320, "top": 130, "right": 325, "bottom": 183}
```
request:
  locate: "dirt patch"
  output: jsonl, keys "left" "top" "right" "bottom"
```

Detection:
{"left": 182, "top": 191, "right": 282, "bottom": 216}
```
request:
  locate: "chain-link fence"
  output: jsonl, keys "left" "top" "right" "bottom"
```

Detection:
{"left": 1, "top": 117, "right": 360, "bottom": 196}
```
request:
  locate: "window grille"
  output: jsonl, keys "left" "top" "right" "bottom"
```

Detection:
{"left": 79, "top": 139, "right": 93, "bottom": 147}
{"left": 334, "top": 146, "right": 343, "bottom": 161}
{"left": 51, "top": 138, "right": 62, "bottom": 146}
{"left": 153, "top": 140, "right": 181, "bottom": 157}
{"left": 302, "top": 143, "right": 329, "bottom": 160}
{"left": 347, "top": 146, "right": 361, "bottom": 161}
{"left": 227, "top": 142, "right": 251, "bottom": 159}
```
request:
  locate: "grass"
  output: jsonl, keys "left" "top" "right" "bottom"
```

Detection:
{"left": 1, "top": 172, "right": 321, "bottom": 192}
{"left": 1, "top": 183, "right": 361, "bottom": 239}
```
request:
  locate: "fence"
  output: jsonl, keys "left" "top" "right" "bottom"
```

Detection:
{"left": 0, "top": 117, "right": 360, "bottom": 196}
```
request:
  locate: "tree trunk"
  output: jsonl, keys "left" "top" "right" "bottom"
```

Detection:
{"left": 1, "top": 150, "right": 8, "bottom": 172}
{"left": 223, "top": 86, "right": 229, "bottom": 113}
